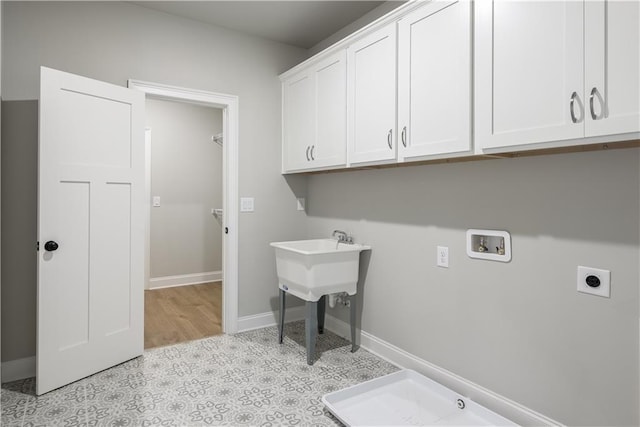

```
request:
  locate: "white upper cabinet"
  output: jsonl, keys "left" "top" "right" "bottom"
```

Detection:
{"left": 584, "top": 0, "right": 640, "bottom": 137}
{"left": 347, "top": 23, "right": 397, "bottom": 166}
{"left": 397, "top": 0, "right": 472, "bottom": 161}
{"left": 313, "top": 51, "right": 348, "bottom": 169}
{"left": 281, "top": 0, "right": 637, "bottom": 174}
{"left": 475, "top": 1, "right": 585, "bottom": 150}
{"left": 281, "top": 50, "right": 347, "bottom": 173}
{"left": 476, "top": 0, "right": 639, "bottom": 152}
{"left": 282, "top": 71, "right": 314, "bottom": 172}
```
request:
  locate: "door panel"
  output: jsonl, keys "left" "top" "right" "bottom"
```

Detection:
{"left": 56, "top": 181, "right": 90, "bottom": 351}
{"left": 398, "top": 0, "right": 471, "bottom": 160}
{"left": 314, "top": 50, "right": 347, "bottom": 168}
{"left": 95, "top": 182, "right": 132, "bottom": 336}
{"left": 585, "top": 0, "right": 640, "bottom": 136}
{"left": 58, "top": 87, "right": 132, "bottom": 168}
{"left": 38, "top": 67, "right": 145, "bottom": 395}
{"left": 348, "top": 23, "right": 397, "bottom": 165}
{"left": 475, "top": 0, "right": 584, "bottom": 149}
{"left": 283, "top": 73, "right": 314, "bottom": 172}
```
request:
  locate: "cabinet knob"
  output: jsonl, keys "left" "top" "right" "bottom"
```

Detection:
{"left": 310, "top": 145, "right": 315, "bottom": 161}
{"left": 306, "top": 146, "right": 310, "bottom": 161}
{"left": 387, "top": 129, "right": 393, "bottom": 149}
{"left": 401, "top": 126, "right": 407, "bottom": 148}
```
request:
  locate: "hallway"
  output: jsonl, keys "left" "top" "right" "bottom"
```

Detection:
{"left": 144, "top": 282, "right": 222, "bottom": 349}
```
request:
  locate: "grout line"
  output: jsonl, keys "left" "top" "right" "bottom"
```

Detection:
{"left": 84, "top": 383, "right": 89, "bottom": 425}
{"left": 19, "top": 393, "right": 32, "bottom": 427}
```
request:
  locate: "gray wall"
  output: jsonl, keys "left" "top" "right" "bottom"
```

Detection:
{"left": 1, "top": 101, "right": 38, "bottom": 361}
{"left": 1, "top": 1, "right": 309, "bottom": 363}
{"left": 146, "top": 98, "right": 223, "bottom": 278}
{"left": 308, "top": 149, "right": 640, "bottom": 426}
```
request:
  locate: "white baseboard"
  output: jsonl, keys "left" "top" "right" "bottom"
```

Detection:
{"left": 1, "top": 356, "right": 36, "bottom": 383}
{"left": 1, "top": 312, "right": 558, "bottom": 426}
{"left": 237, "top": 305, "right": 306, "bottom": 332}
{"left": 324, "top": 315, "right": 561, "bottom": 427}
{"left": 148, "top": 271, "right": 222, "bottom": 290}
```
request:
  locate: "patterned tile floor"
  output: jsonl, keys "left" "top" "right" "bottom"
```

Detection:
{"left": 2, "top": 321, "right": 399, "bottom": 426}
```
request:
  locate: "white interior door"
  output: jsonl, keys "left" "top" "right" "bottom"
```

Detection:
{"left": 37, "top": 67, "right": 145, "bottom": 395}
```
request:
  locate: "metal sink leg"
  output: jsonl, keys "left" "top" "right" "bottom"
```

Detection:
{"left": 278, "top": 289, "right": 285, "bottom": 344}
{"left": 350, "top": 294, "right": 358, "bottom": 353}
{"left": 305, "top": 301, "right": 318, "bottom": 365}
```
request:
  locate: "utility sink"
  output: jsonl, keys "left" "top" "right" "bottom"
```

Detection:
{"left": 270, "top": 239, "right": 371, "bottom": 302}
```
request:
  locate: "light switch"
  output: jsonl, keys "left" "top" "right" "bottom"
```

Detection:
{"left": 153, "top": 196, "right": 161, "bottom": 207}
{"left": 240, "top": 197, "right": 254, "bottom": 212}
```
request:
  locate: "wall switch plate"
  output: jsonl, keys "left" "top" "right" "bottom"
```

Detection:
{"left": 296, "top": 197, "right": 306, "bottom": 211}
{"left": 240, "top": 197, "right": 254, "bottom": 212}
{"left": 577, "top": 266, "right": 610, "bottom": 298}
{"left": 152, "top": 196, "right": 161, "bottom": 207}
{"left": 437, "top": 246, "right": 449, "bottom": 268}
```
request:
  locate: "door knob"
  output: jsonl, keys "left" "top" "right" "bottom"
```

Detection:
{"left": 44, "top": 241, "right": 59, "bottom": 252}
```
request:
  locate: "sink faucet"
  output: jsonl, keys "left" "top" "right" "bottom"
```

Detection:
{"left": 332, "top": 229, "right": 353, "bottom": 244}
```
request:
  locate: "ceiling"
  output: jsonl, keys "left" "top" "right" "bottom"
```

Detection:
{"left": 132, "top": 1, "right": 387, "bottom": 49}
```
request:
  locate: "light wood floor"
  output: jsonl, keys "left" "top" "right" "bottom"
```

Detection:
{"left": 144, "top": 281, "right": 222, "bottom": 349}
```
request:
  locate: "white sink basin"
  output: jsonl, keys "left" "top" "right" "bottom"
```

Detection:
{"left": 270, "top": 239, "right": 371, "bottom": 302}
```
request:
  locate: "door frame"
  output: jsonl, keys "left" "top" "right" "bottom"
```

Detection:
{"left": 128, "top": 79, "right": 239, "bottom": 334}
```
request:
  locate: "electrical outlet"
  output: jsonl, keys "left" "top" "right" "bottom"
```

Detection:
{"left": 240, "top": 197, "right": 254, "bottom": 212}
{"left": 437, "top": 246, "right": 449, "bottom": 268}
{"left": 152, "top": 196, "right": 161, "bottom": 207}
{"left": 577, "top": 266, "right": 610, "bottom": 298}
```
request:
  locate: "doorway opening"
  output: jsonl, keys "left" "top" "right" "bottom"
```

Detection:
{"left": 143, "top": 99, "right": 224, "bottom": 348}
{"left": 127, "top": 80, "right": 239, "bottom": 343}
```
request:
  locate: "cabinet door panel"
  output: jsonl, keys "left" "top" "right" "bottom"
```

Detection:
{"left": 348, "top": 24, "right": 397, "bottom": 165}
{"left": 283, "top": 73, "right": 313, "bottom": 172}
{"left": 475, "top": 0, "right": 584, "bottom": 150}
{"left": 398, "top": 0, "right": 471, "bottom": 160}
{"left": 585, "top": 0, "right": 640, "bottom": 136}
{"left": 314, "top": 51, "right": 347, "bottom": 168}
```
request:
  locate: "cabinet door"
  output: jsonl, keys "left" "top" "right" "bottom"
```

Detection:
{"left": 347, "top": 24, "right": 397, "bottom": 165}
{"left": 585, "top": 0, "right": 640, "bottom": 137}
{"left": 282, "top": 71, "right": 314, "bottom": 172}
{"left": 397, "top": 0, "right": 471, "bottom": 161}
{"left": 313, "top": 50, "right": 347, "bottom": 168}
{"left": 475, "top": 1, "right": 584, "bottom": 150}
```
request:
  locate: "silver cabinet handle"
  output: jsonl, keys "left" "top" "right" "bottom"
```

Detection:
{"left": 310, "top": 145, "right": 315, "bottom": 161}
{"left": 387, "top": 129, "right": 393, "bottom": 149}
{"left": 589, "top": 87, "right": 601, "bottom": 120}
{"left": 305, "top": 146, "right": 310, "bottom": 161}
{"left": 570, "top": 91, "right": 579, "bottom": 124}
{"left": 401, "top": 126, "right": 407, "bottom": 148}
